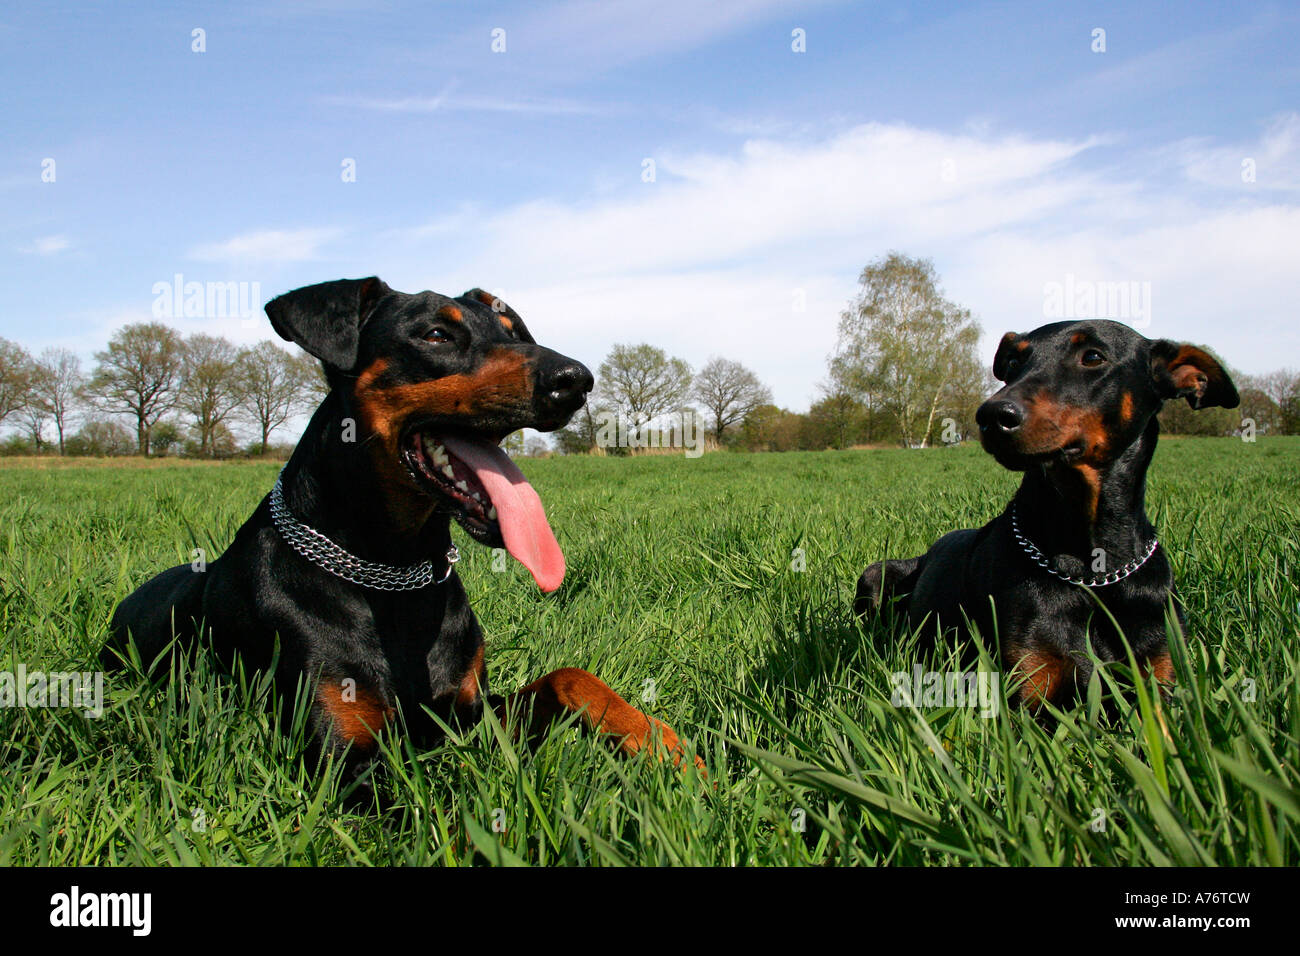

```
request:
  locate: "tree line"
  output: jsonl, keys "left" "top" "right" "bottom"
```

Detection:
{"left": 0, "top": 324, "right": 322, "bottom": 458}
{"left": 558, "top": 253, "right": 1299, "bottom": 454}
{"left": 2, "top": 254, "right": 1296, "bottom": 458}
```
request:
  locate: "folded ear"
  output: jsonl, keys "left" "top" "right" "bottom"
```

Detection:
{"left": 265, "top": 277, "right": 391, "bottom": 370}
{"left": 1149, "top": 339, "right": 1239, "bottom": 409}
{"left": 992, "top": 331, "right": 1024, "bottom": 381}
{"left": 463, "top": 288, "right": 536, "bottom": 344}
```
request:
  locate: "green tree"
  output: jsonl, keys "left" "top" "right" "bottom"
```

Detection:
{"left": 830, "top": 253, "right": 983, "bottom": 448}
{"left": 807, "top": 389, "right": 865, "bottom": 449}
{"left": 738, "top": 403, "right": 805, "bottom": 452}
{"left": 150, "top": 420, "right": 183, "bottom": 456}
{"left": 0, "top": 337, "right": 34, "bottom": 428}
{"left": 596, "top": 343, "right": 692, "bottom": 429}
{"left": 178, "top": 333, "right": 243, "bottom": 457}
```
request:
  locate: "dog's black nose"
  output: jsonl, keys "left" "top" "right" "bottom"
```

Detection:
{"left": 542, "top": 360, "right": 594, "bottom": 412}
{"left": 977, "top": 399, "right": 1025, "bottom": 434}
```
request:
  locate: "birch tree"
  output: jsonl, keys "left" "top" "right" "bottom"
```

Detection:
{"left": 830, "top": 253, "right": 982, "bottom": 447}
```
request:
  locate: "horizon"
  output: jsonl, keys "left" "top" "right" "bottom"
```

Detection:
{"left": 2, "top": 1, "right": 1297, "bottom": 445}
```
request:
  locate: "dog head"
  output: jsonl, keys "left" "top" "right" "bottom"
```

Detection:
{"left": 266, "top": 277, "right": 593, "bottom": 591}
{"left": 978, "top": 319, "right": 1237, "bottom": 472}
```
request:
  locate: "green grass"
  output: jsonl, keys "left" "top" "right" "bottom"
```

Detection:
{"left": 1, "top": 438, "right": 1297, "bottom": 865}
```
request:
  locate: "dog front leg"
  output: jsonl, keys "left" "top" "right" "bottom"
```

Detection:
{"left": 498, "top": 668, "right": 704, "bottom": 771}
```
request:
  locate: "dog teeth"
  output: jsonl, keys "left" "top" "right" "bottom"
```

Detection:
{"left": 487, "top": 506, "right": 497, "bottom": 520}
{"left": 456, "top": 480, "right": 469, "bottom": 492}
{"left": 441, "top": 464, "right": 455, "bottom": 479}
{"left": 471, "top": 492, "right": 481, "bottom": 502}
{"left": 422, "top": 436, "right": 450, "bottom": 465}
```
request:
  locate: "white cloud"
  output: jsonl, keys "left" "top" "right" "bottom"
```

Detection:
{"left": 355, "top": 120, "right": 1298, "bottom": 410}
{"left": 141, "top": 119, "right": 1298, "bottom": 417}
{"left": 443, "top": 125, "right": 1097, "bottom": 282}
{"left": 189, "top": 227, "right": 343, "bottom": 264}
{"left": 1179, "top": 112, "right": 1300, "bottom": 192}
{"left": 21, "top": 234, "right": 71, "bottom": 255}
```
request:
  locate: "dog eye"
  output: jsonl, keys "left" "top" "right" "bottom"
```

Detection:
{"left": 426, "top": 328, "right": 451, "bottom": 344}
{"left": 1005, "top": 358, "right": 1022, "bottom": 375}
{"left": 1081, "top": 349, "right": 1106, "bottom": 367}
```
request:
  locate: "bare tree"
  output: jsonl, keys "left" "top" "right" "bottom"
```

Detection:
{"left": 1256, "top": 368, "right": 1298, "bottom": 408}
{"left": 178, "top": 334, "right": 244, "bottom": 457}
{"left": 596, "top": 343, "right": 692, "bottom": 428}
{"left": 30, "top": 348, "right": 84, "bottom": 455}
{"left": 235, "top": 341, "right": 319, "bottom": 454}
{"left": 1257, "top": 369, "right": 1299, "bottom": 433}
{"left": 0, "top": 337, "right": 33, "bottom": 428}
{"left": 88, "top": 322, "right": 185, "bottom": 455}
{"left": 18, "top": 402, "right": 51, "bottom": 451}
{"left": 693, "top": 357, "right": 772, "bottom": 441}
{"left": 830, "top": 253, "right": 982, "bottom": 448}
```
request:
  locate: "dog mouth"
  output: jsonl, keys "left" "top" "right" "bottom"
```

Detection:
{"left": 402, "top": 429, "right": 565, "bottom": 592}
{"left": 405, "top": 433, "right": 500, "bottom": 538}
{"left": 982, "top": 432, "right": 1087, "bottom": 469}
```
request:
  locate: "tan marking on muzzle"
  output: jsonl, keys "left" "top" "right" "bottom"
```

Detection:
{"left": 354, "top": 350, "right": 534, "bottom": 449}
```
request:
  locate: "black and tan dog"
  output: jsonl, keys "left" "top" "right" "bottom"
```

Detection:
{"left": 103, "top": 277, "right": 700, "bottom": 782}
{"left": 855, "top": 320, "right": 1238, "bottom": 709}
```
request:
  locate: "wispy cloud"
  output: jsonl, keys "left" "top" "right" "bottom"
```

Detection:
{"left": 457, "top": 124, "right": 1101, "bottom": 278}
{"left": 189, "top": 227, "right": 343, "bottom": 264}
{"left": 20, "top": 234, "right": 71, "bottom": 255}
{"left": 494, "top": 0, "right": 842, "bottom": 77}
{"left": 324, "top": 91, "right": 607, "bottom": 116}
{"left": 1065, "top": 12, "right": 1281, "bottom": 102}
{"left": 1176, "top": 112, "right": 1300, "bottom": 192}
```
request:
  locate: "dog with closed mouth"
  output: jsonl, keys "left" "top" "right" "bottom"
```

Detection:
{"left": 102, "top": 278, "right": 702, "bottom": 786}
{"left": 855, "top": 319, "right": 1238, "bottom": 710}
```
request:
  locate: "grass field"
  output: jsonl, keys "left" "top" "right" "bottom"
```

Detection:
{"left": 1, "top": 437, "right": 1297, "bottom": 866}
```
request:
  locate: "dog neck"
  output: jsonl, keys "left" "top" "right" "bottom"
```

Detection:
{"left": 1012, "top": 418, "right": 1159, "bottom": 566}
{"left": 277, "top": 391, "right": 454, "bottom": 566}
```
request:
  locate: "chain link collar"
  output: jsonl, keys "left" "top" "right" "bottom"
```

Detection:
{"left": 1011, "top": 500, "right": 1158, "bottom": 588}
{"left": 269, "top": 471, "right": 458, "bottom": 591}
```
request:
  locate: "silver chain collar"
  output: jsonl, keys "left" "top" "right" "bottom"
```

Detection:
{"left": 269, "top": 472, "right": 458, "bottom": 591}
{"left": 1011, "top": 501, "right": 1158, "bottom": 588}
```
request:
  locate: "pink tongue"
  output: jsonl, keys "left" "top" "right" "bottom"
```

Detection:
{"left": 440, "top": 435, "right": 565, "bottom": 592}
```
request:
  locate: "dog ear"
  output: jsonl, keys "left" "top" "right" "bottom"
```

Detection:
{"left": 265, "top": 277, "right": 391, "bottom": 370}
{"left": 462, "top": 288, "right": 536, "bottom": 344}
{"left": 992, "top": 332, "right": 1024, "bottom": 381}
{"left": 1149, "top": 339, "right": 1239, "bottom": 409}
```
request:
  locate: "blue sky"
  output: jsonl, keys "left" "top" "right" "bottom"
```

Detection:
{"left": 3, "top": 0, "right": 1298, "bottom": 427}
